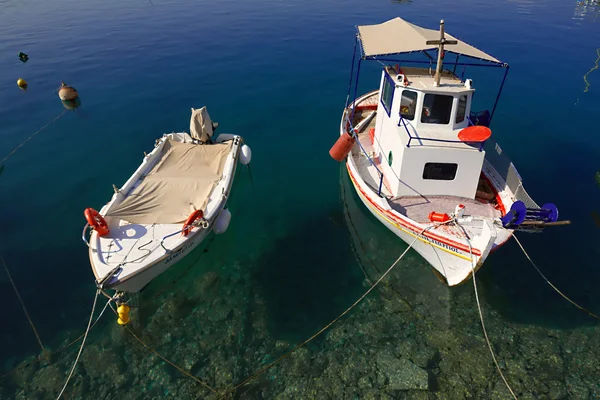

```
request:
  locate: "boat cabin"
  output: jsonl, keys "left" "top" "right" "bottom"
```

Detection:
{"left": 370, "top": 65, "right": 486, "bottom": 200}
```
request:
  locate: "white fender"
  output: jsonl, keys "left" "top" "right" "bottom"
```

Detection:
{"left": 213, "top": 208, "right": 231, "bottom": 235}
{"left": 240, "top": 144, "right": 252, "bottom": 165}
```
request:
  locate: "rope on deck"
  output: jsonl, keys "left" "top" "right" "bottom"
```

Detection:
{"left": 513, "top": 234, "right": 600, "bottom": 321}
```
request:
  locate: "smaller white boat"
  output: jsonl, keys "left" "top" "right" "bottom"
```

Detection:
{"left": 83, "top": 107, "right": 251, "bottom": 293}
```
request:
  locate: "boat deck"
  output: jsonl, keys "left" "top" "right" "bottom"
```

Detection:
{"left": 350, "top": 107, "right": 390, "bottom": 197}
{"left": 348, "top": 92, "right": 502, "bottom": 226}
{"left": 389, "top": 195, "right": 501, "bottom": 223}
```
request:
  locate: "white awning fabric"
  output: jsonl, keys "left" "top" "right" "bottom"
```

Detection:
{"left": 357, "top": 17, "right": 501, "bottom": 64}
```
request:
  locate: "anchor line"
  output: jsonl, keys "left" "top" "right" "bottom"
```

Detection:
{"left": 122, "top": 224, "right": 437, "bottom": 397}
{"left": 454, "top": 221, "right": 518, "bottom": 400}
{"left": 110, "top": 304, "right": 220, "bottom": 395}
{"left": 56, "top": 290, "right": 105, "bottom": 400}
{"left": 583, "top": 48, "right": 600, "bottom": 93}
{"left": 338, "top": 166, "right": 417, "bottom": 313}
{"left": 513, "top": 234, "right": 600, "bottom": 321}
{"left": 0, "top": 293, "right": 113, "bottom": 381}
{"left": 1, "top": 256, "right": 46, "bottom": 356}
{"left": 0, "top": 110, "right": 67, "bottom": 166}
{"left": 221, "top": 222, "right": 452, "bottom": 397}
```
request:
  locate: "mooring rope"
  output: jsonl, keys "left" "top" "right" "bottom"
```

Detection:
{"left": 110, "top": 303, "right": 219, "bottom": 395}
{"left": 583, "top": 48, "right": 600, "bottom": 93}
{"left": 56, "top": 290, "right": 102, "bottom": 400}
{"left": 0, "top": 109, "right": 67, "bottom": 166}
{"left": 513, "top": 234, "right": 600, "bottom": 321}
{"left": 454, "top": 221, "right": 518, "bottom": 400}
{"left": 221, "top": 218, "right": 464, "bottom": 396}
{"left": 0, "top": 292, "right": 113, "bottom": 381}
{"left": 119, "top": 225, "right": 427, "bottom": 397}
{"left": 338, "top": 166, "right": 418, "bottom": 313}
{"left": 1, "top": 256, "right": 46, "bottom": 356}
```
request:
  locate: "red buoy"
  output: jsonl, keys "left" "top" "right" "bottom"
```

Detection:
{"left": 329, "top": 133, "right": 355, "bottom": 162}
{"left": 428, "top": 211, "right": 451, "bottom": 223}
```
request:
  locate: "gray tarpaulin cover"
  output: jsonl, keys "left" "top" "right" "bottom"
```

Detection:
{"left": 357, "top": 17, "right": 500, "bottom": 63}
{"left": 107, "top": 139, "right": 232, "bottom": 224}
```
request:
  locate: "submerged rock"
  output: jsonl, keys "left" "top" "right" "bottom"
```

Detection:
{"left": 376, "top": 351, "right": 428, "bottom": 390}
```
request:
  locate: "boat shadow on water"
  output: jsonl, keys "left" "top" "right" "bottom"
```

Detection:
{"left": 252, "top": 208, "right": 365, "bottom": 344}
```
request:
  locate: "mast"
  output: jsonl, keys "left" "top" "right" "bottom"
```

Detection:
{"left": 426, "top": 20, "right": 458, "bottom": 86}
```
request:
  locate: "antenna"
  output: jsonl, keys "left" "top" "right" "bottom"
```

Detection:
{"left": 426, "top": 20, "right": 458, "bottom": 87}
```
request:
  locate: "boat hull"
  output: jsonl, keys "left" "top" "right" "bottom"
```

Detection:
{"left": 90, "top": 222, "right": 212, "bottom": 293}
{"left": 88, "top": 132, "right": 242, "bottom": 294}
{"left": 345, "top": 163, "right": 485, "bottom": 286}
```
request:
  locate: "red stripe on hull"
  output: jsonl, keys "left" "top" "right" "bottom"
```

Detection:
{"left": 346, "top": 165, "right": 482, "bottom": 257}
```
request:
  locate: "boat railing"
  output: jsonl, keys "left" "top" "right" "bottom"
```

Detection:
{"left": 399, "top": 116, "right": 485, "bottom": 151}
{"left": 344, "top": 113, "right": 385, "bottom": 197}
{"left": 482, "top": 139, "right": 539, "bottom": 209}
{"left": 81, "top": 223, "right": 96, "bottom": 252}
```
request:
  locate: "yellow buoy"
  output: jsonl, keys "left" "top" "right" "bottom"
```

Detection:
{"left": 17, "top": 78, "right": 28, "bottom": 91}
{"left": 57, "top": 81, "right": 78, "bottom": 101}
{"left": 117, "top": 304, "right": 131, "bottom": 325}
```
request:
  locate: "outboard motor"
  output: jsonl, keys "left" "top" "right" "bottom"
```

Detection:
{"left": 190, "top": 106, "right": 219, "bottom": 143}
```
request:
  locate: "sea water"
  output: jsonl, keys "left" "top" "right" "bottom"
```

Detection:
{"left": 0, "top": 0, "right": 599, "bottom": 397}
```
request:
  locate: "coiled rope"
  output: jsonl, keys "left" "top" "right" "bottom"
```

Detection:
{"left": 454, "top": 221, "right": 518, "bottom": 400}
{"left": 0, "top": 109, "right": 67, "bottom": 166}
{"left": 513, "top": 234, "right": 600, "bottom": 321}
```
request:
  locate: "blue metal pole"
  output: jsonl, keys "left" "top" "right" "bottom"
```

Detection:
{"left": 345, "top": 37, "right": 358, "bottom": 109}
{"left": 378, "top": 174, "right": 384, "bottom": 197}
{"left": 489, "top": 65, "right": 509, "bottom": 125}
{"left": 350, "top": 58, "right": 362, "bottom": 124}
{"left": 452, "top": 54, "right": 460, "bottom": 74}
{"left": 369, "top": 58, "right": 503, "bottom": 68}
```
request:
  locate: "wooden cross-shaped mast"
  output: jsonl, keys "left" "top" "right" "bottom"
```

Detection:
{"left": 426, "top": 20, "right": 458, "bottom": 87}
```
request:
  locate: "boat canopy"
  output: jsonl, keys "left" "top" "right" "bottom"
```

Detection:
{"left": 107, "top": 139, "right": 232, "bottom": 224}
{"left": 357, "top": 17, "right": 502, "bottom": 64}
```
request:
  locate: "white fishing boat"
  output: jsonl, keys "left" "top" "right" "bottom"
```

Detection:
{"left": 83, "top": 107, "right": 251, "bottom": 293}
{"left": 331, "top": 17, "right": 566, "bottom": 286}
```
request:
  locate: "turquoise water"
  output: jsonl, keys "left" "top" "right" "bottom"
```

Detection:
{"left": 1, "top": 0, "right": 600, "bottom": 397}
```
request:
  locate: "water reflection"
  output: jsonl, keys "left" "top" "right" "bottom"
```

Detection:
{"left": 574, "top": 0, "right": 600, "bottom": 21}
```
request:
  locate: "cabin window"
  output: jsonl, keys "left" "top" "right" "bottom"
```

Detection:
{"left": 456, "top": 95, "right": 467, "bottom": 123}
{"left": 399, "top": 90, "right": 417, "bottom": 121}
{"left": 380, "top": 74, "right": 395, "bottom": 116}
{"left": 421, "top": 94, "right": 453, "bottom": 124}
{"left": 388, "top": 151, "right": 393, "bottom": 166}
{"left": 422, "top": 162, "right": 458, "bottom": 181}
